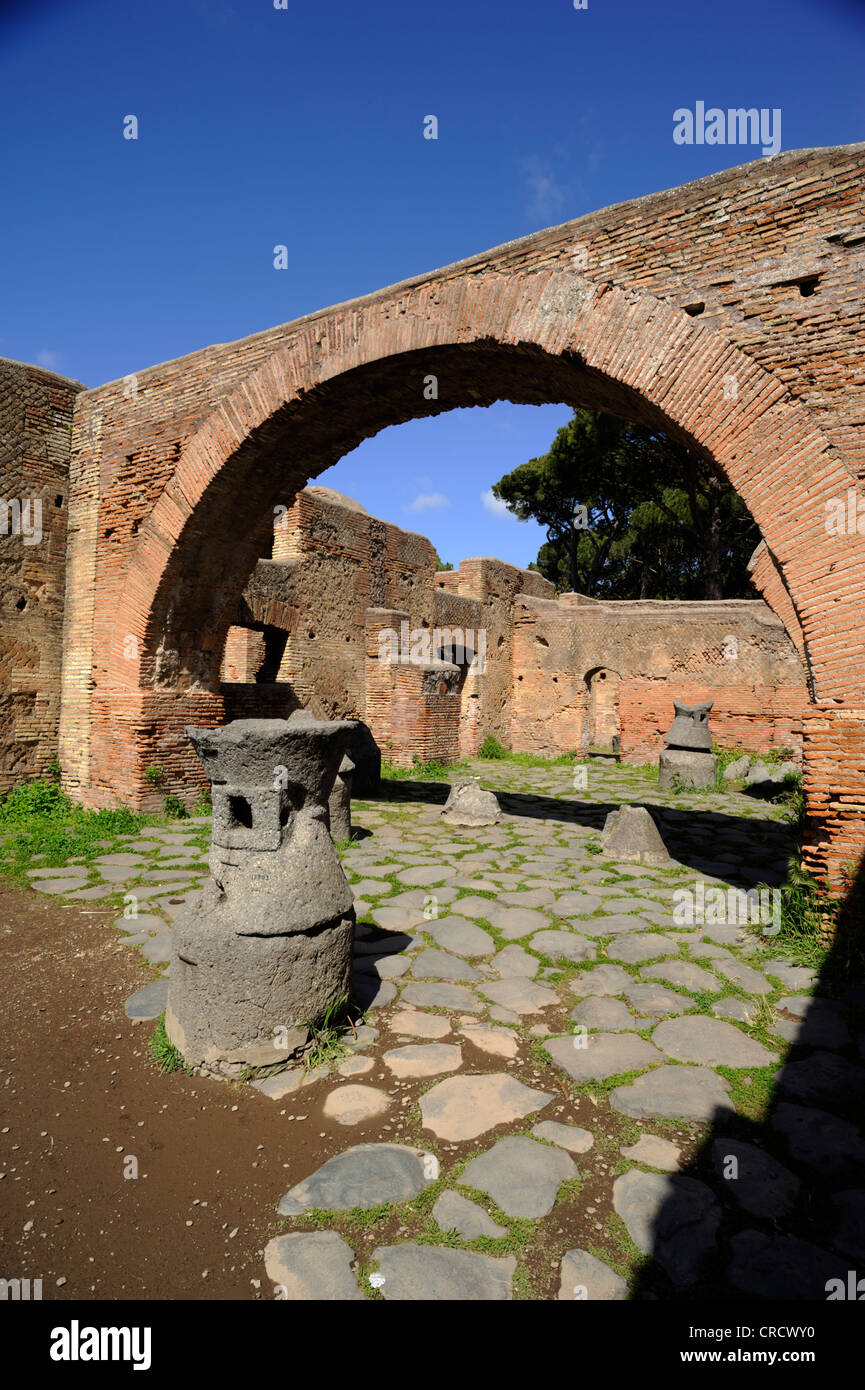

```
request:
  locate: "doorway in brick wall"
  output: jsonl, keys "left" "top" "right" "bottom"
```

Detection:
{"left": 586, "top": 666, "right": 620, "bottom": 754}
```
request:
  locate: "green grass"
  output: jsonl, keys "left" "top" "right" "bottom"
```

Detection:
{"left": 303, "top": 994, "right": 364, "bottom": 1072}
{"left": 0, "top": 778, "right": 143, "bottom": 881}
{"left": 380, "top": 756, "right": 462, "bottom": 781}
{"left": 148, "top": 1015, "right": 190, "bottom": 1074}
{"left": 477, "top": 734, "right": 509, "bottom": 760}
{"left": 715, "top": 1063, "right": 778, "bottom": 1121}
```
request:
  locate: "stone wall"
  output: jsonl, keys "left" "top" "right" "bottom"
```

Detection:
{"left": 224, "top": 487, "right": 548, "bottom": 768}
{"left": 510, "top": 592, "right": 809, "bottom": 761}
{"left": 220, "top": 486, "right": 809, "bottom": 771}
{"left": 0, "top": 359, "right": 83, "bottom": 788}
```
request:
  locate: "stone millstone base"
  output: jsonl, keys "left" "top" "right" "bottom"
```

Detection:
{"left": 601, "top": 805, "right": 671, "bottom": 865}
{"left": 441, "top": 780, "right": 500, "bottom": 827}
{"left": 166, "top": 909, "right": 354, "bottom": 1076}
{"left": 658, "top": 749, "right": 717, "bottom": 791}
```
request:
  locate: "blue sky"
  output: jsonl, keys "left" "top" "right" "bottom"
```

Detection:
{"left": 2, "top": 0, "right": 863, "bottom": 568}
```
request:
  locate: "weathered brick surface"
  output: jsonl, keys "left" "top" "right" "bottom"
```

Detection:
{"left": 0, "top": 359, "right": 83, "bottom": 787}
{"left": 511, "top": 593, "right": 808, "bottom": 760}
{"left": 43, "top": 143, "right": 865, "bottom": 893}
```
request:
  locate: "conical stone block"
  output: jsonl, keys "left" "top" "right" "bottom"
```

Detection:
{"left": 441, "top": 779, "right": 500, "bottom": 827}
{"left": 601, "top": 805, "right": 672, "bottom": 866}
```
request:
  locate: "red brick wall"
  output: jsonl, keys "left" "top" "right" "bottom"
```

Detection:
{"left": 220, "top": 626, "right": 265, "bottom": 682}
{"left": 0, "top": 360, "right": 83, "bottom": 788}
{"left": 511, "top": 592, "right": 809, "bottom": 760}
{"left": 617, "top": 681, "right": 808, "bottom": 762}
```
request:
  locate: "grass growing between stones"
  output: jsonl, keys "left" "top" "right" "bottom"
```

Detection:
{"left": 303, "top": 995, "right": 363, "bottom": 1073}
{"left": 0, "top": 779, "right": 144, "bottom": 884}
{"left": 380, "top": 757, "right": 463, "bottom": 782}
{"left": 601, "top": 1210, "right": 645, "bottom": 1277}
{"left": 148, "top": 1014, "right": 190, "bottom": 1074}
{"left": 715, "top": 1063, "right": 778, "bottom": 1122}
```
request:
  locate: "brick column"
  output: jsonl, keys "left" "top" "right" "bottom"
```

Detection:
{"left": 801, "top": 705, "right": 865, "bottom": 896}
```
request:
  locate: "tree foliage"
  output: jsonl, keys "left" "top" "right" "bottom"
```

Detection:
{"left": 493, "top": 409, "right": 759, "bottom": 599}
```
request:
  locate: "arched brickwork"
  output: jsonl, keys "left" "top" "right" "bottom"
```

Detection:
{"left": 60, "top": 144, "right": 865, "bottom": 894}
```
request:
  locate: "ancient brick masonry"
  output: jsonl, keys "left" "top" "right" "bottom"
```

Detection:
{"left": 511, "top": 590, "right": 809, "bottom": 762}
{"left": 215, "top": 486, "right": 808, "bottom": 777}
{"left": 0, "top": 359, "right": 83, "bottom": 788}
{"left": 0, "top": 142, "right": 859, "bottom": 896}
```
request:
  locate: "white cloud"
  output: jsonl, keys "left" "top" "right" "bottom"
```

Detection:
{"left": 482, "top": 489, "right": 513, "bottom": 519}
{"left": 405, "top": 492, "right": 451, "bottom": 514}
{"left": 36, "top": 349, "right": 60, "bottom": 370}
{"left": 520, "top": 155, "right": 567, "bottom": 224}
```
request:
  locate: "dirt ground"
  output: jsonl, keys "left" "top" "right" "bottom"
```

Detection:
{"left": 0, "top": 880, "right": 366, "bottom": 1301}
{"left": 3, "top": 879, "right": 656, "bottom": 1301}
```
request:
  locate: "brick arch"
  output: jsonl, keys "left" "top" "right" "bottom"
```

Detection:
{"left": 115, "top": 269, "right": 854, "bottom": 705}
{"left": 58, "top": 137, "right": 865, "bottom": 896}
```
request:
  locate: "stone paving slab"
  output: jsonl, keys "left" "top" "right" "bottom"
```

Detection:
{"left": 570, "top": 997, "right": 637, "bottom": 1032}
{"left": 31, "top": 877, "right": 89, "bottom": 895}
{"left": 460, "top": 1136, "right": 576, "bottom": 1218}
{"left": 490, "top": 944, "right": 540, "bottom": 977}
{"left": 624, "top": 982, "right": 691, "bottom": 1017}
{"left": 558, "top": 1249, "right": 627, "bottom": 1300}
{"left": 529, "top": 930, "right": 597, "bottom": 963}
{"left": 421, "top": 1074, "right": 553, "bottom": 1141}
{"left": 547, "top": 1032, "right": 662, "bottom": 1084}
{"left": 652, "top": 1016, "right": 775, "bottom": 1067}
{"left": 432, "top": 1190, "right": 507, "bottom": 1239}
{"left": 532, "top": 1121, "right": 594, "bottom": 1154}
{"left": 711, "top": 1137, "right": 800, "bottom": 1218}
{"left": 278, "top": 1144, "right": 432, "bottom": 1215}
{"left": 571, "top": 914, "right": 655, "bottom": 938}
{"left": 400, "top": 982, "right": 483, "bottom": 1013}
{"left": 390, "top": 1009, "right": 451, "bottom": 1039}
{"left": 383, "top": 1044, "right": 462, "bottom": 1078}
{"left": 424, "top": 916, "right": 495, "bottom": 957}
{"left": 485, "top": 906, "right": 553, "bottom": 939}
{"left": 610, "top": 1064, "right": 734, "bottom": 1121}
{"left": 569, "top": 964, "right": 633, "bottom": 997}
{"left": 124, "top": 980, "right": 169, "bottom": 1020}
{"left": 613, "top": 1168, "right": 721, "bottom": 1288}
{"left": 410, "top": 949, "right": 482, "bottom": 983}
{"left": 459, "top": 1022, "right": 519, "bottom": 1059}
{"left": 727, "top": 1229, "right": 848, "bottom": 1300}
{"left": 264, "top": 1232, "right": 364, "bottom": 1300}
{"left": 480, "top": 979, "right": 558, "bottom": 1014}
{"left": 371, "top": 1244, "right": 515, "bottom": 1300}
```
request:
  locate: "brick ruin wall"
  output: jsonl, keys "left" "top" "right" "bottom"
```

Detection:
{"left": 0, "top": 360, "right": 83, "bottom": 790}
{"left": 222, "top": 487, "right": 552, "bottom": 767}
{"left": 42, "top": 144, "right": 864, "bottom": 891}
{"left": 511, "top": 592, "right": 809, "bottom": 762}
{"left": 218, "top": 486, "right": 808, "bottom": 769}
{"left": 0, "top": 380, "right": 813, "bottom": 799}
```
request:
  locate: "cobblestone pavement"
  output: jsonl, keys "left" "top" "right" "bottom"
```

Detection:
{"left": 15, "top": 758, "right": 865, "bottom": 1300}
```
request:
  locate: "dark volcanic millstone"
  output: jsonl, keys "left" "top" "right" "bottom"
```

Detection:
{"left": 166, "top": 717, "right": 356, "bottom": 1075}
{"left": 665, "top": 700, "right": 714, "bottom": 752}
